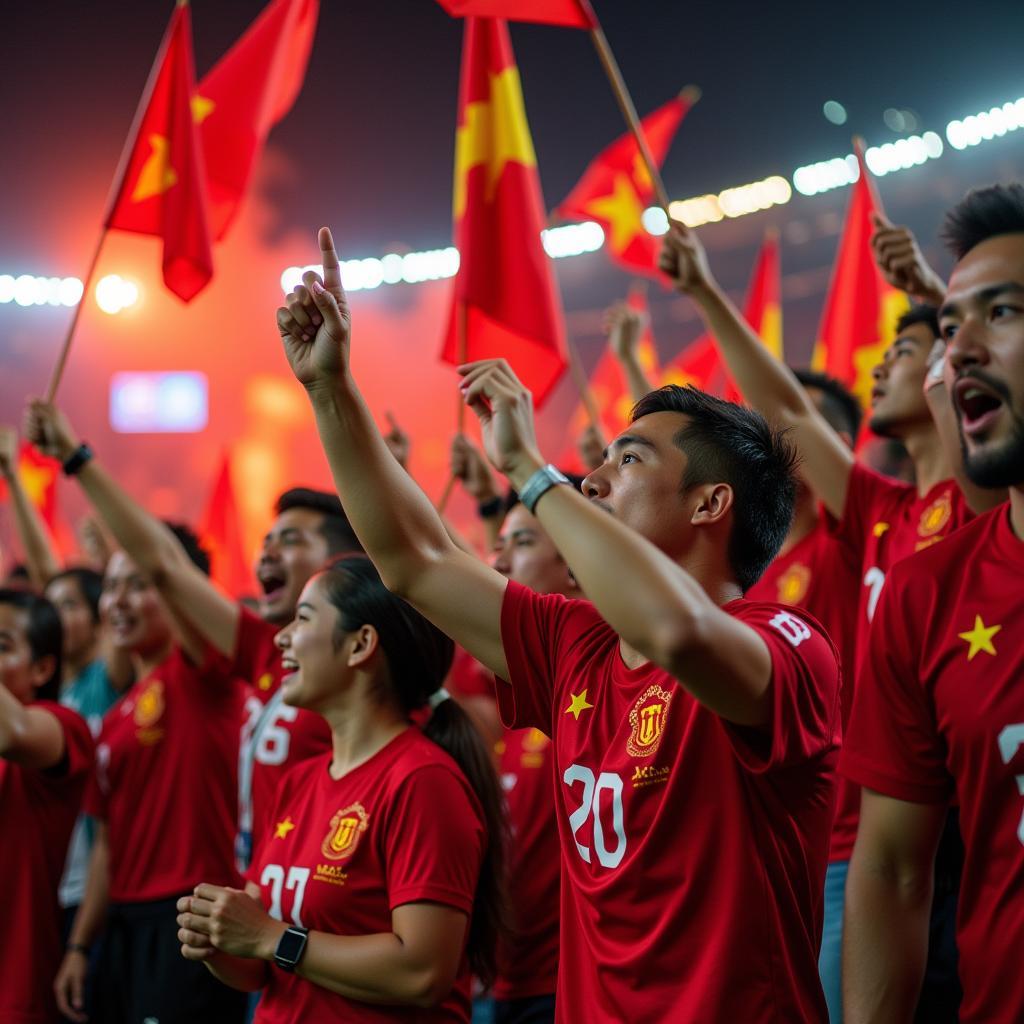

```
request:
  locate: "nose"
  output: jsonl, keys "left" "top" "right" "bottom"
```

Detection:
{"left": 582, "top": 464, "right": 610, "bottom": 499}
{"left": 872, "top": 358, "right": 888, "bottom": 383}
{"left": 274, "top": 622, "right": 293, "bottom": 651}
{"left": 491, "top": 544, "right": 510, "bottom": 575}
{"left": 946, "top": 318, "right": 988, "bottom": 374}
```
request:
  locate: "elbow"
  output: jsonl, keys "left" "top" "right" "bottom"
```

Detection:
{"left": 404, "top": 966, "right": 457, "bottom": 1009}
{"left": 650, "top": 604, "right": 706, "bottom": 673}
{"left": 376, "top": 542, "right": 448, "bottom": 603}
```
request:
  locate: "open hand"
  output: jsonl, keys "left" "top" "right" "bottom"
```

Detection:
{"left": 278, "top": 227, "right": 352, "bottom": 393}
{"left": 53, "top": 949, "right": 89, "bottom": 1022}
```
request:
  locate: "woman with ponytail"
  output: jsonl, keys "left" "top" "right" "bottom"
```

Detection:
{"left": 177, "top": 555, "right": 507, "bottom": 1023}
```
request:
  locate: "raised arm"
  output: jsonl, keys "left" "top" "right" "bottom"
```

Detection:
{"left": 450, "top": 434, "right": 504, "bottom": 551}
{"left": 870, "top": 212, "right": 947, "bottom": 307}
{"left": 0, "top": 681, "right": 66, "bottom": 769}
{"left": 605, "top": 299, "right": 655, "bottom": 403}
{"left": 659, "top": 222, "right": 854, "bottom": 518}
{"left": 23, "top": 404, "right": 240, "bottom": 661}
{"left": 277, "top": 228, "right": 509, "bottom": 680}
{"left": 843, "top": 790, "right": 946, "bottom": 1022}
{"left": 0, "top": 427, "right": 60, "bottom": 588}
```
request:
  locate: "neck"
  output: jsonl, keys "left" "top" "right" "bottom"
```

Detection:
{"left": 902, "top": 421, "right": 953, "bottom": 496}
{"left": 63, "top": 640, "right": 99, "bottom": 683}
{"left": 131, "top": 637, "right": 175, "bottom": 680}
{"left": 322, "top": 688, "right": 408, "bottom": 779}
{"left": 1010, "top": 486, "right": 1024, "bottom": 541}
{"left": 779, "top": 489, "right": 819, "bottom": 557}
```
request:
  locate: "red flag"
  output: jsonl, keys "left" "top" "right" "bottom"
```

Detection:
{"left": 106, "top": 2, "right": 213, "bottom": 302}
{"left": 440, "top": 18, "right": 567, "bottom": 405}
{"left": 0, "top": 443, "right": 60, "bottom": 529}
{"left": 195, "top": 0, "right": 319, "bottom": 240}
{"left": 434, "top": 0, "right": 597, "bottom": 29}
{"left": 557, "top": 91, "right": 697, "bottom": 276}
{"left": 812, "top": 142, "right": 909, "bottom": 408}
{"left": 198, "top": 451, "right": 250, "bottom": 597}
{"left": 663, "top": 230, "right": 783, "bottom": 400}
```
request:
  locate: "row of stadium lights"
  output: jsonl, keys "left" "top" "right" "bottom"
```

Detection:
{"left": 3, "top": 97, "right": 1021, "bottom": 313}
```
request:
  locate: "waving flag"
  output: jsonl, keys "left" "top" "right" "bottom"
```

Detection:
{"left": 434, "top": 0, "right": 597, "bottom": 29}
{"left": 198, "top": 451, "right": 250, "bottom": 597}
{"left": 440, "top": 17, "right": 567, "bottom": 405}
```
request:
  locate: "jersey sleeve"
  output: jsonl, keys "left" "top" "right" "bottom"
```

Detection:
{"left": 840, "top": 568, "right": 953, "bottom": 805}
{"left": 723, "top": 605, "right": 842, "bottom": 773}
{"left": 37, "top": 702, "right": 95, "bottom": 783}
{"left": 499, "top": 581, "right": 602, "bottom": 734}
{"left": 382, "top": 764, "right": 485, "bottom": 915}
{"left": 231, "top": 605, "right": 278, "bottom": 685}
{"left": 829, "top": 461, "right": 908, "bottom": 558}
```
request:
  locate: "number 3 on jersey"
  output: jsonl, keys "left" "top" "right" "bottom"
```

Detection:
{"left": 564, "top": 764, "right": 627, "bottom": 869}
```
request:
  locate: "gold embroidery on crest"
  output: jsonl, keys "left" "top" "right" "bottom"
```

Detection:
{"left": 627, "top": 684, "right": 673, "bottom": 759}
{"left": 321, "top": 803, "right": 369, "bottom": 861}
{"left": 777, "top": 563, "right": 811, "bottom": 605}
{"left": 133, "top": 680, "right": 164, "bottom": 727}
{"left": 918, "top": 491, "right": 952, "bottom": 538}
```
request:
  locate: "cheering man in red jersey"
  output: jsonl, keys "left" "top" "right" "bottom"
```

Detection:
{"left": 842, "top": 184, "right": 1024, "bottom": 1023}
{"left": 275, "top": 227, "right": 842, "bottom": 1023}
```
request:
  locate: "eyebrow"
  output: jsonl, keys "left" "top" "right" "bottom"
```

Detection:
{"left": 940, "top": 281, "right": 1024, "bottom": 320}
{"left": 296, "top": 601, "right": 315, "bottom": 612}
{"left": 602, "top": 434, "right": 659, "bottom": 461}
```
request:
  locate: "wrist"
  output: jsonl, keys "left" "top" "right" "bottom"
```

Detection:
{"left": 506, "top": 452, "right": 546, "bottom": 493}
{"left": 258, "top": 919, "right": 289, "bottom": 961}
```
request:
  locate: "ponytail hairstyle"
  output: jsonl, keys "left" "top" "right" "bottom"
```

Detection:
{"left": 318, "top": 556, "right": 509, "bottom": 986}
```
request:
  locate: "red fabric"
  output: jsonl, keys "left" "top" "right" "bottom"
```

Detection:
{"left": 233, "top": 607, "right": 333, "bottom": 844}
{"left": 0, "top": 703, "right": 93, "bottom": 1024}
{"left": 0, "top": 443, "right": 64, "bottom": 553}
{"left": 198, "top": 451, "right": 251, "bottom": 599}
{"left": 440, "top": 18, "right": 567, "bottom": 406}
{"left": 106, "top": 3, "right": 213, "bottom": 301}
{"left": 831, "top": 462, "right": 974, "bottom": 682}
{"left": 447, "top": 645, "right": 496, "bottom": 700}
{"left": 434, "top": 0, "right": 597, "bottom": 29}
{"left": 812, "top": 145, "right": 909, "bottom": 408}
{"left": 557, "top": 94, "right": 693, "bottom": 276}
{"left": 493, "top": 727, "right": 560, "bottom": 1000}
{"left": 197, "top": 0, "right": 319, "bottom": 239}
{"left": 85, "top": 647, "right": 244, "bottom": 902}
{"left": 249, "top": 729, "right": 486, "bottom": 1023}
{"left": 498, "top": 582, "right": 839, "bottom": 1022}
{"left": 841, "top": 505, "right": 1023, "bottom": 1023}
{"left": 747, "top": 515, "right": 862, "bottom": 861}
{"left": 662, "top": 230, "right": 782, "bottom": 399}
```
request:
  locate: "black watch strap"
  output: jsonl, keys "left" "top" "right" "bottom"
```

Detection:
{"left": 477, "top": 496, "right": 503, "bottom": 519}
{"left": 62, "top": 443, "right": 94, "bottom": 477}
{"left": 273, "top": 926, "right": 309, "bottom": 972}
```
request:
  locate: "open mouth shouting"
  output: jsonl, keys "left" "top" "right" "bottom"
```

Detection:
{"left": 257, "top": 564, "right": 288, "bottom": 607}
{"left": 953, "top": 375, "right": 1006, "bottom": 439}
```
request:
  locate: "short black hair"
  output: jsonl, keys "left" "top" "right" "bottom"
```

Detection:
{"left": 164, "top": 522, "right": 211, "bottom": 576}
{"left": 46, "top": 567, "right": 104, "bottom": 622}
{"left": 630, "top": 385, "right": 798, "bottom": 592}
{"left": 794, "top": 369, "right": 862, "bottom": 441}
{"left": 503, "top": 472, "right": 585, "bottom": 514}
{"left": 895, "top": 303, "right": 940, "bottom": 340}
{"left": 0, "top": 588, "right": 63, "bottom": 701}
{"left": 942, "top": 183, "right": 1024, "bottom": 260}
{"left": 275, "top": 487, "right": 363, "bottom": 556}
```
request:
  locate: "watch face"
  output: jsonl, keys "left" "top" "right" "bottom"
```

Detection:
{"left": 276, "top": 927, "right": 307, "bottom": 967}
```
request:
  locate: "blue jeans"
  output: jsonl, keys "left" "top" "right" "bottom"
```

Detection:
{"left": 819, "top": 859, "right": 848, "bottom": 1023}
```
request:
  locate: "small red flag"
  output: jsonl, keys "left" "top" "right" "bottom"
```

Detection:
{"left": 0, "top": 443, "right": 60, "bottom": 530}
{"left": 440, "top": 18, "right": 567, "bottom": 405}
{"left": 434, "top": 0, "right": 597, "bottom": 29}
{"left": 557, "top": 91, "right": 697, "bottom": 277}
{"left": 106, "top": 2, "right": 213, "bottom": 302}
{"left": 196, "top": 0, "right": 319, "bottom": 240}
{"left": 812, "top": 142, "right": 909, "bottom": 407}
{"left": 198, "top": 451, "right": 251, "bottom": 598}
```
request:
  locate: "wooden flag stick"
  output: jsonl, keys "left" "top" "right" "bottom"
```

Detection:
{"left": 589, "top": 25, "right": 671, "bottom": 214}
{"left": 45, "top": 1, "right": 182, "bottom": 403}
{"left": 566, "top": 336, "right": 603, "bottom": 432}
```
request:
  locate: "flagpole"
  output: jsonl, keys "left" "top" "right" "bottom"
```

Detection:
{"left": 44, "top": 1, "right": 184, "bottom": 403}
{"left": 589, "top": 25, "right": 671, "bottom": 214}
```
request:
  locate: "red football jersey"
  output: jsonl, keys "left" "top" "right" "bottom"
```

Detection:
{"left": 447, "top": 645, "right": 498, "bottom": 700}
{"left": 841, "top": 505, "right": 1024, "bottom": 1024}
{"left": 248, "top": 728, "right": 486, "bottom": 1023}
{"left": 85, "top": 646, "right": 244, "bottom": 902}
{"left": 832, "top": 463, "right": 972, "bottom": 652}
{"left": 499, "top": 582, "right": 840, "bottom": 1023}
{"left": 233, "top": 607, "right": 333, "bottom": 849}
{"left": 748, "top": 514, "right": 862, "bottom": 860}
{"left": 493, "top": 727, "right": 560, "bottom": 1000}
{"left": 0, "top": 703, "right": 93, "bottom": 1024}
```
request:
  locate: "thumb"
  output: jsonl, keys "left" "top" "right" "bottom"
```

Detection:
{"left": 311, "top": 280, "right": 347, "bottom": 333}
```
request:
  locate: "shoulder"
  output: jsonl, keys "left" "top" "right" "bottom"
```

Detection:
{"left": 849, "top": 460, "right": 913, "bottom": 506}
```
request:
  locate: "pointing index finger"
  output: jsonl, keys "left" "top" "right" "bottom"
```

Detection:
{"left": 318, "top": 227, "right": 343, "bottom": 293}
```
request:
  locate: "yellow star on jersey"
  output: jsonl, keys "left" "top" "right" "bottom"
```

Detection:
{"left": 274, "top": 816, "right": 296, "bottom": 840}
{"left": 958, "top": 615, "right": 1001, "bottom": 661}
{"left": 872, "top": 521, "right": 890, "bottom": 538}
{"left": 564, "top": 689, "right": 594, "bottom": 721}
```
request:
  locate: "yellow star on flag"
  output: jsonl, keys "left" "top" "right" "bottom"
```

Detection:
{"left": 131, "top": 133, "right": 178, "bottom": 202}
{"left": 958, "top": 615, "right": 1001, "bottom": 661}
{"left": 190, "top": 94, "right": 215, "bottom": 124}
{"left": 453, "top": 66, "right": 537, "bottom": 220}
{"left": 274, "top": 816, "right": 296, "bottom": 839}
{"left": 18, "top": 459, "right": 52, "bottom": 507}
{"left": 584, "top": 173, "right": 645, "bottom": 252}
{"left": 564, "top": 689, "right": 594, "bottom": 721}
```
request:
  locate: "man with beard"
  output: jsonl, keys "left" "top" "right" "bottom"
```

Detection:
{"left": 841, "top": 183, "right": 1024, "bottom": 1023}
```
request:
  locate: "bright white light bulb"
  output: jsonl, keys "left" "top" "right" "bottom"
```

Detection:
{"left": 95, "top": 274, "right": 138, "bottom": 315}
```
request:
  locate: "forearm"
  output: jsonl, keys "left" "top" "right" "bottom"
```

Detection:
{"left": 68, "top": 829, "right": 111, "bottom": 949}
{"left": 4, "top": 471, "right": 60, "bottom": 588}
{"left": 204, "top": 952, "right": 269, "bottom": 993}
{"left": 842, "top": 850, "right": 932, "bottom": 1022}
{"left": 307, "top": 380, "right": 454, "bottom": 592}
{"left": 619, "top": 352, "right": 655, "bottom": 404}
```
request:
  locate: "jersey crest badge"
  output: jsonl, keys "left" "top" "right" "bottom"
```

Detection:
{"left": 918, "top": 491, "right": 952, "bottom": 538}
{"left": 133, "top": 680, "right": 164, "bottom": 727}
{"left": 777, "top": 563, "right": 811, "bottom": 605}
{"left": 321, "top": 803, "right": 369, "bottom": 861}
{"left": 627, "top": 685, "right": 673, "bottom": 759}
{"left": 521, "top": 727, "right": 550, "bottom": 768}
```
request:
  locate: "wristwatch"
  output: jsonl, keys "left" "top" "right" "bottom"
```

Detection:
{"left": 62, "top": 443, "right": 94, "bottom": 477}
{"left": 273, "top": 926, "right": 309, "bottom": 972}
{"left": 519, "top": 464, "right": 570, "bottom": 515}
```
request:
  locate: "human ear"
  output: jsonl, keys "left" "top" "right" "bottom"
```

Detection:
{"left": 347, "top": 625, "right": 379, "bottom": 668}
{"left": 690, "top": 482, "right": 733, "bottom": 527}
